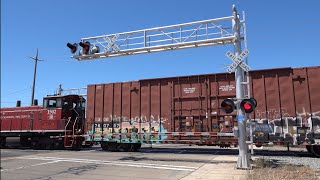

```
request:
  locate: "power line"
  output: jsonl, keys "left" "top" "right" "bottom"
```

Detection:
{"left": 3, "top": 87, "right": 31, "bottom": 96}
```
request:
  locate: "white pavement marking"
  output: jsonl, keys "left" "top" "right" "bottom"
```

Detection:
{"left": 1, "top": 160, "right": 60, "bottom": 172}
{"left": 148, "top": 144, "right": 162, "bottom": 147}
{"left": 18, "top": 156, "right": 197, "bottom": 171}
{"left": 80, "top": 150, "right": 97, "bottom": 152}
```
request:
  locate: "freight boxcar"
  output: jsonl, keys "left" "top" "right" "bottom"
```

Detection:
{"left": 84, "top": 66, "right": 320, "bottom": 156}
{"left": 0, "top": 94, "right": 86, "bottom": 150}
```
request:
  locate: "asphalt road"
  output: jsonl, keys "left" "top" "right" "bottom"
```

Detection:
{"left": 0, "top": 144, "right": 226, "bottom": 180}
{"left": 0, "top": 144, "right": 314, "bottom": 180}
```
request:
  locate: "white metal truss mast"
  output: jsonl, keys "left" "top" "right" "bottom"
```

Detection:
{"left": 71, "top": 15, "right": 244, "bottom": 60}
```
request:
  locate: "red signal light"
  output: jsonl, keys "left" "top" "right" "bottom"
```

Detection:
{"left": 243, "top": 102, "right": 251, "bottom": 110}
{"left": 240, "top": 98, "right": 257, "bottom": 113}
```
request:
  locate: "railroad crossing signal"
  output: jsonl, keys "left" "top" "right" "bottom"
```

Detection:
{"left": 240, "top": 98, "right": 257, "bottom": 113}
{"left": 226, "top": 49, "right": 250, "bottom": 73}
{"left": 67, "top": 43, "right": 78, "bottom": 54}
{"left": 221, "top": 99, "right": 236, "bottom": 114}
{"left": 221, "top": 98, "right": 257, "bottom": 114}
{"left": 79, "top": 41, "right": 91, "bottom": 55}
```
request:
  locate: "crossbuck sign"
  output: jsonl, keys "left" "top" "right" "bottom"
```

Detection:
{"left": 226, "top": 49, "right": 250, "bottom": 73}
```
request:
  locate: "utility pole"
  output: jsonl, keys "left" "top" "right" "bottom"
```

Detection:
{"left": 28, "top": 49, "right": 43, "bottom": 106}
{"left": 232, "top": 5, "right": 250, "bottom": 169}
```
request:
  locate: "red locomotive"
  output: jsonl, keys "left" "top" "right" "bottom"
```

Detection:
{"left": 0, "top": 94, "right": 85, "bottom": 150}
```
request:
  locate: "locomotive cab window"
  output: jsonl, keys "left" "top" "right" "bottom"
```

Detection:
{"left": 72, "top": 100, "right": 78, "bottom": 109}
{"left": 63, "top": 100, "right": 69, "bottom": 108}
{"left": 44, "top": 98, "right": 62, "bottom": 108}
{"left": 57, "top": 98, "right": 62, "bottom": 108}
{"left": 48, "top": 99, "right": 57, "bottom": 108}
{"left": 81, "top": 98, "right": 86, "bottom": 109}
{"left": 43, "top": 99, "right": 48, "bottom": 108}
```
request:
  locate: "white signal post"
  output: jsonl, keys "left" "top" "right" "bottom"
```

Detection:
{"left": 69, "top": 5, "right": 251, "bottom": 169}
{"left": 231, "top": 5, "right": 250, "bottom": 169}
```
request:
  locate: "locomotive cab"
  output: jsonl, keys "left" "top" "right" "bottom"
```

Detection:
{"left": 41, "top": 94, "right": 86, "bottom": 149}
{"left": 40, "top": 94, "right": 86, "bottom": 149}
{"left": 43, "top": 95, "right": 85, "bottom": 118}
{"left": 43, "top": 95, "right": 85, "bottom": 134}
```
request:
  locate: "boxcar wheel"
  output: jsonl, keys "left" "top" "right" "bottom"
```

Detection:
{"left": 118, "top": 143, "right": 132, "bottom": 152}
{"left": 45, "top": 142, "right": 52, "bottom": 150}
{"left": 55, "top": 141, "right": 64, "bottom": 150}
{"left": 117, "top": 143, "right": 125, "bottom": 152}
{"left": 310, "top": 145, "right": 320, "bottom": 157}
{"left": 101, "top": 142, "right": 109, "bottom": 151}
{"left": 108, "top": 142, "right": 119, "bottom": 152}
{"left": 20, "top": 137, "right": 30, "bottom": 147}
{"left": 0, "top": 137, "right": 6, "bottom": 148}
{"left": 132, "top": 143, "right": 141, "bottom": 152}
{"left": 31, "top": 141, "right": 40, "bottom": 150}
{"left": 72, "top": 141, "right": 82, "bottom": 151}
{"left": 306, "top": 145, "right": 312, "bottom": 154}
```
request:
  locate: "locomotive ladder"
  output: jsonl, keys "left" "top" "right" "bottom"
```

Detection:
{"left": 64, "top": 117, "right": 72, "bottom": 147}
{"left": 64, "top": 115, "right": 79, "bottom": 148}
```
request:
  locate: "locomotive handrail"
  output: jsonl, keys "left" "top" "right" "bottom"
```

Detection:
{"left": 72, "top": 108, "right": 80, "bottom": 117}
{"left": 71, "top": 108, "right": 80, "bottom": 135}
{"left": 65, "top": 117, "right": 72, "bottom": 132}
{"left": 70, "top": 117, "right": 79, "bottom": 147}
{"left": 72, "top": 117, "right": 79, "bottom": 137}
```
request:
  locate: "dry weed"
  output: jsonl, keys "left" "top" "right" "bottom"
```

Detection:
{"left": 247, "top": 158, "right": 318, "bottom": 180}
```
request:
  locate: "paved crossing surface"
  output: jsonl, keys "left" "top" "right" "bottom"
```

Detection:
{"left": 1, "top": 144, "right": 312, "bottom": 180}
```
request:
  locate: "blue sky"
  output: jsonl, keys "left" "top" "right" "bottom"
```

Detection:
{"left": 1, "top": 0, "right": 319, "bottom": 107}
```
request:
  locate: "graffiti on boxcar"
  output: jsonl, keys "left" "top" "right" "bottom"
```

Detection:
{"left": 88, "top": 114, "right": 169, "bottom": 142}
{"left": 97, "top": 114, "right": 168, "bottom": 124}
{"left": 251, "top": 109, "right": 320, "bottom": 144}
{"left": 253, "top": 110, "right": 320, "bottom": 130}
{"left": 255, "top": 108, "right": 291, "bottom": 120}
{"left": 215, "top": 108, "right": 320, "bottom": 145}
{"left": 86, "top": 109, "right": 320, "bottom": 144}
